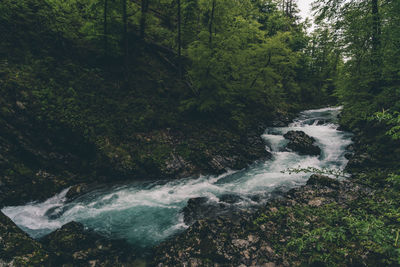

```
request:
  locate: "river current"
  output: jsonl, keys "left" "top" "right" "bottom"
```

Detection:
{"left": 2, "top": 107, "right": 352, "bottom": 248}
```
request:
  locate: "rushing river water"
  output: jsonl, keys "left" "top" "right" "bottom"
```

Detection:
{"left": 2, "top": 107, "right": 352, "bottom": 248}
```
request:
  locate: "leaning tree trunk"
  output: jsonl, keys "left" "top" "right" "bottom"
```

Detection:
{"left": 140, "top": 0, "right": 149, "bottom": 38}
{"left": 103, "top": 0, "right": 108, "bottom": 55}
{"left": 209, "top": 0, "right": 216, "bottom": 47}
{"left": 122, "top": 0, "right": 128, "bottom": 79}
{"left": 177, "top": 0, "right": 182, "bottom": 78}
{"left": 371, "top": 0, "right": 381, "bottom": 94}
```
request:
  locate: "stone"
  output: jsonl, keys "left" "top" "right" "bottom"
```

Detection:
{"left": 0, "top": 211, "right": 52, "bottom": 265}
{"left": 232, "top": 239, "right": 250, "bottom": 248}
{"left": 164, "top": 153, "right": 194, "bottom": 177}
{"left": 66, "top": 183, "right": 96, "bottom": 201}
{"left": 308, "top": 198, "right": 325, "bottom": 207}
{"left": 153, "top": 176, "right": 372, "bottom": 267}
{"left": 40, "top": 221, "right": 135, "bottom": 266}
{"left": 182, "top": 197, "right": 243, "bottom": 225}
{"left": 283, "top": 131, "right": 321, "bottom": 156}
{"left": 182, "top": 197, "right": 210, "bottom": 225}
{"left": 306, "top": 174, "right": 340, "bottom": 188}
{"left": 219, "top": 194, "right": 243, "bottom": 204}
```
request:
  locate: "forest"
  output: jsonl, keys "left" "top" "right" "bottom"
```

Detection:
{"left": 0, "top": 0, "right": 399, "bottom": 266}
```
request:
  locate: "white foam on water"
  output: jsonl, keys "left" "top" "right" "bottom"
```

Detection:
{"left": 2, "top": 106, "right": 352, "bottom": 246}
{"left": 2, "top": 188, "right": 70, "bottom": 235}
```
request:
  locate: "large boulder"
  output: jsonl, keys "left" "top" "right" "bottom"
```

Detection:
{"left": 40, "top": 221, "right": 135, "bottom": 266}
{"left": 65, "top": 183, "right": 92, "bottom": 200}
{"left": 306, "top": 174, "right": 340, "bottom": 188}
{"left": 182, "top": 195, "right": 246, "bottom": 225}
{"left": 0, "top": 211, "right": 52, "bottom": 266}
{"left": 283, "top": 131, "right": 321, "bottom": 156}
{"left": 182, "top": 197, "right": 217, "bottom": 225}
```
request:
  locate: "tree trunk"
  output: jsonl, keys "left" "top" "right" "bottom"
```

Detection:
{"left": 371, "top": 0, "right": 381, "bottom": 54}
{"left": 209, "top": 0, "right": 216, "bottom": 47}
{"left": 122, "top": 0, "right": 128, "bottom": 76}
{"left": 103, "top": 0, "right": 108, "bottom": 55}
{"left": 371, "top": 0, "right": 381, "bottom": 94}
{"left": 206, "top": 0, "right": 216, "bottom": 79}
{"left": 140, "top": 0, "right": 149, "bottom": 38}
{"left": 285, "top": 0, "right": 289, "bottom": 16}
{"left": 177, "top": 0, "right": 182, "bottom": 78}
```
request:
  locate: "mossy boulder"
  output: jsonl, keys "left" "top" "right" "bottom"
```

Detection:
{"left": 0, "top": 211, "right": 52, "bottom": 266}
{"left": 40, "top": 221, "right": 135, "bottom": 266}
{"left": 283, "top": 131, "right": 321, "bottom": 156}
{"left": 306, "top": 174, "right": 340, "bottom": 188}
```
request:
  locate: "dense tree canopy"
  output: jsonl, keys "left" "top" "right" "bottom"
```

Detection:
{"left": 311, "top": 0, "right": 400, "bottom": 128}
{"left": 0, "top": 0, "right": 336, "bottom": 131}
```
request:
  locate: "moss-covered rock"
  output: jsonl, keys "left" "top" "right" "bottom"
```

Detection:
{"left": 40, "top": 221, "right": 136, "bottom": 266}
{"left": 283, "top": 131, "right": 321, "bottom": 156}
{"left": 0, "top": 211, "right": 52, "bottom": 266}
{"left": 153, "top": 175, "right": 381, "bottom": 266}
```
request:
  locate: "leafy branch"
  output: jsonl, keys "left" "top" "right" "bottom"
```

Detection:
{"left": 372, "top": 110, "right": 400, "bottom": 140}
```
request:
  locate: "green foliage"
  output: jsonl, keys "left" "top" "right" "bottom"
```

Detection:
{"left": 0, "top": 0, "right": 328, "bottom": 134}
{"left": 374, "top": 111, "right": 400, "bottom": 140}
{"left": 386, "top": 173, "right": 400, "bottom": 189}
{"left": 312, "top": 0, "right": 400, "bottom": 129}
{"left": 177, "top": 0, "right": 317, "bottom": 129}
{"left": 282, "top": 166, "right": 349, "bottom": 178}
{"left": 255, "top": 196, "right": 400, "bottom": 266}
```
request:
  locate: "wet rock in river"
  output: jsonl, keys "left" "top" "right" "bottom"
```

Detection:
{"left": 66, "top": 183, "right": 92, "bottom": 200}
{"left": 44, "top": 205, "right": 69, "bottom": 220}
{"left": 182, "top": 197, "right": 217, "bottom": 225}
{"left": 219, "top": 194, "right": 243, "bottom": 204}
{"left": 283, "top": 130, "right": 321, "bottom": 156}
{"left": 182, "top": 196, "right": 243, "bottom": 225}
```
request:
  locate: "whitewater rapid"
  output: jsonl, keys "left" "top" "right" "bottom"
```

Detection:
{"left": 2, "top": 107, "right": 352, "bottom": 248}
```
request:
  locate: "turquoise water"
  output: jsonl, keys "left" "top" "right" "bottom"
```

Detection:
{"left": 2, "top": 107, "right": 352, "bottom": 248}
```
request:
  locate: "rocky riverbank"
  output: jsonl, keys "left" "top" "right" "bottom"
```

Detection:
{"left": 0, "top": 170, "right": 378, "bottom": 267}
{"left": 151, "top": 122, "right": 400, "bottom": 266}
{"left": 3, "top": 172, "right": 370, "bottom": 267}
{"left": 153, "top": 174, "right": 373, "bottom": 266}
{"left": 0, "top": 211, "right": 142, "bottom": 266}
{"left": 5, "top": 108, "right": 388, "bottom": 266}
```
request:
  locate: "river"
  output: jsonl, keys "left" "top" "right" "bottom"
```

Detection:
{"left": 2, "top": 107, "right": 352, "bottom": 249}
